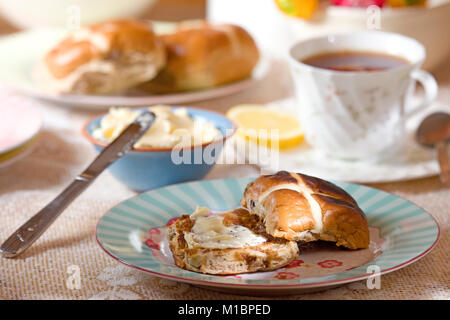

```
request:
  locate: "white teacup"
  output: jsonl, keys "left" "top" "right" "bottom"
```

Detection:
{"left": 288, "top": 32, "right": 438, "bottom": 160}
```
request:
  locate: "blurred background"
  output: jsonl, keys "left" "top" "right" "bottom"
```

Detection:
{"left": 0, "top": 0, "right": 448, "bottom": 301}
{"left": 0, "top": 0, "right": 449, "bottom": 69}
{"left": 0, "top": 0, "right": 205, "bottom": 34}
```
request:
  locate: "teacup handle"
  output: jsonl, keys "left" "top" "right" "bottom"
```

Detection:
{"left": 406, "top": 69, "right": 438, "bottom": 118}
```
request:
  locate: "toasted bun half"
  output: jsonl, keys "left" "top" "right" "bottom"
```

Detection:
{"left": 34, "top": 19, "right": 166, "bottom": 94}
{"left": 140, "top": 21, "right": 260, "bottom": 93}
{"left": 167, "top": 208, "right": 298, "bottom": 275}
{"left": 241, "top": 171, "right": 370, "bottom": 249}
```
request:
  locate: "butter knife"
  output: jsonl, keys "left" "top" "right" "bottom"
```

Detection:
{"left": 0, "top": 111, "right": 155, "bottom": 258}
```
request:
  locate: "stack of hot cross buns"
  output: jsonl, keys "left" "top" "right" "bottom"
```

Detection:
{"left": 34, "top": 19, "right": 260, "bottom": 95}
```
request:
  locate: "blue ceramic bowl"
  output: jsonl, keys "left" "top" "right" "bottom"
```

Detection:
{"left": 82, "top": 107, "right": 236, "bottom": 191}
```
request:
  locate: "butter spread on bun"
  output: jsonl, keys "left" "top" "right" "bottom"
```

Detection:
{"left": 184, "top": 207, "right": 267, "bottom": 249}
{"left": 167, "top": 207, "right": 298, "bottom": 275}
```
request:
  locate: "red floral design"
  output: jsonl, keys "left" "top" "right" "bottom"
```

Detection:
{"left": 285, "top": 259, "right": 304, "bottom": 269}
{"left": 166, "top": 217, "right": 179, "bottom": 226}
{"left": 317, "top": 260, "right": 343, "bottom": 269}
{"left": 152, "top": 249, "right": 164, "bottom": 259}
{"left": 145, "top": 238, "right": 160, "bottom": 250}
{"left": 148, "top": 228, "right": 161, "bottom": 236}
{"left": 274, "top": 272, "right": 299, "bottom": 280}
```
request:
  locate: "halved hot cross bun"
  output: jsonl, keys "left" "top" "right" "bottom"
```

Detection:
{"left": 34, "top": 19, "right": 166, "bottom": 94}
{"left": 167, "top": 208, "right": 299, "bottom": 275}
{"left": 241, "top": 171, "right": 370, "bottom": 249}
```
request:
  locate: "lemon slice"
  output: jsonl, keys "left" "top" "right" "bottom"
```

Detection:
{"left": 227, "top": 104, "right": 304, "bottom": 150}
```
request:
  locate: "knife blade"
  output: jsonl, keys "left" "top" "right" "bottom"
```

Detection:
{"left": 0, "top": 110, "right": 155, "bottom": 258}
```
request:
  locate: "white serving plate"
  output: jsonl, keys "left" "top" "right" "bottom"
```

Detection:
{"left": 0, "top": 26, "right": 269, "bottom": 110}
{"left": 0, "top": 88, "right": 41, "bottom": 167}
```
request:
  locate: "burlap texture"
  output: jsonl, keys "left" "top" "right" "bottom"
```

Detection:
{"left": 0, "top": 56, "right": 449, "bottom": 300}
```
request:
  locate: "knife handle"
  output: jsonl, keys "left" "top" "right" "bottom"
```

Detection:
{"left": 0, "top": 111, "right": 155, "bottom": 258}
{"left": 0, "top": 177, "right": 92, "bottom": 258}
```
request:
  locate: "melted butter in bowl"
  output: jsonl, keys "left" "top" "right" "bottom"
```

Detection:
{"left": 92, "top": 105, "right": 222, "bottom": 149}
{"left": 82, "top": 106, "right": 236, "bottom": 191}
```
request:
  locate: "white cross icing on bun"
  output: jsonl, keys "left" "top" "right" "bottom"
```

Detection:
{"left": 241, "top": 171, "right": 370, "bottom": 249}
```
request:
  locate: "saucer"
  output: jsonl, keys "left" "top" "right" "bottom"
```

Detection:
{"left": 229, "top": 99, "right": 449, "bottom": 183}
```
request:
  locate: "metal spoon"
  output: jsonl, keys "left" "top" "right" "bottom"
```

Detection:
{"left": 416, "top": 112, "right": 450, "bottom": 183}
{"left": 0, "top": 111, "right": 156, "bottom": 258}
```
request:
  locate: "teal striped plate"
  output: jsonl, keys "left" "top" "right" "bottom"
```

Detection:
{"left": 96, "top": 178, "right": 440, "bottom": 295}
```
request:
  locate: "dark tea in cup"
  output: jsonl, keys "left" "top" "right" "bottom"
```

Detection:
{"left": 302, "top": 50, "right": 409, "bottom": 72}
{"left": 288, "top": 32, "right": 437, "bottom": 160}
